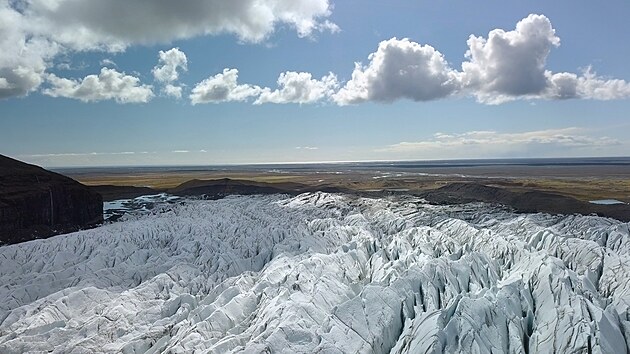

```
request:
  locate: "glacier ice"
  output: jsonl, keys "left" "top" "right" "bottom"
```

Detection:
{"left": 1, "top": 192, "right": 629, "bottom": 353}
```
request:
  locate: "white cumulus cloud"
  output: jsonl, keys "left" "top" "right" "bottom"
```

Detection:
{"left": 163, "top": 84, "right": 183, "bottom": 100}
{"left": 333, "top": 38, "right": 460, "bottom": 105}
{"left": 190, "top": 68, "right": 262, "bottom": 104}
{"left": 0, "top": 1, "right": 58, "bottom": 98}
{"left": 334, "top": 14, "right": 630, "bottom": 105}
{"left": 460, "top": 14, "right": 560, "bottom": 103}
{"left": 546, "top": 67, "right": 630, "bottom": 101}
{"left": 43, "top": 68, "right": 154, "bottom": 103}
{"left": 256, "top": 71, "right": 338, "bottom": 104}
{"left": 0, "top": 0, "right": 336, "bottom": 99}
{"left": 153, "top": 48, "right": 187, "bottom": 83}
{"left": 152, "top": 48, "right": 188, "bottom": 98}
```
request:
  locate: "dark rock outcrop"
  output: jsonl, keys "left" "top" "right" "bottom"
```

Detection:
{"left": 89, "top": 185, "right": 160, "bottom": 202}
{"left": 0, "top": 155, "right": 103, "bottom": 245}
{"left": 168, "top": 178, "right": 307, "bottom": 198}
{"left": 420, "top": 182, "right": 630, "bottom": 222}
{"left": 168, "top": 178, "right": 347, "bottom": 199}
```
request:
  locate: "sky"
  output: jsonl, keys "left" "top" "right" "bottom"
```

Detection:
{"left": 1, "top": 0, "right": 630, "bottom": 167}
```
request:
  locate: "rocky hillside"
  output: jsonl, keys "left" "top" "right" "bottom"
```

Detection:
{"left": 0, "top": 155, "right": 103, "bottom": 245}
{"left": 167, "top": 178, "right": 347, "bottom": 198}
{"left": 420, "top": 182, "right": 630, "bottom": 221}
{"left": 89, "top": 185, "right": 160, "bottom": 202}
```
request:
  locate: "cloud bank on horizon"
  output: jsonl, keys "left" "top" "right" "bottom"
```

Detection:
{"left": 17, "top": 126, "right": 621, "bottom": 167}
{"left": 378, "top": 127, "right": 621, "bottom": 160}
{"left": 1, "top": 1, "right": 629, "bottom": 106}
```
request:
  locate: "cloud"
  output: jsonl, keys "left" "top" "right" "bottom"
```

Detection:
{"left": 0, "top": 0, "right": 336, "bottom": 99}
{"left": 460, "top": 14, "right": 559, "bottom": 103}
{"left": 43, "top": 68, "right": 154, "bottom": 103}
{"left": 25, "top": 151, "right": 138, "bottom": 157}
{"left": 380, "top": 128, "right": 621, "bottom": 158}
{"left": 295, "top": 146, "right": 319, "bottom": 150}
{"left": 152, "top": 47, "right": 187, "bottom": 98}
{"left": 191, "top": 69, "right": 338, "bottom": 105}
{"left": 162, "top": 84, "right": 183, "bottom": 99}
{"left": 99, "top": 58, "right": 117, "bottom": 68}
{"left": 17, "top": 150, "right": 160, "bottom": 167}
{"left": 152, "top": 48, "right": 187, "bottom": 83}
{"left": 458, "top": 14, "right": 630, "bottom": 103}
{"left": 55, "top": 60, "right": 89, "bottom": 71}
{"left": 29, "top": 0, "right": 336, "bottom": 48}
{"left": 546, "top": 67, "right": 630, "bottom": 101}
{"left": 0, "top": 1, "right": 57, "bottom": 98}
{"left": 190, "top": 68, "right": 262, "bottom": 104}
{"left": 333, "top": 14, "right": 630, "bottom": 105}
{"left": 316, "top": 20, "right": 341, "bottom": 34}
{"left": 4, "top": 6, "right": 630, "bottom": 107}
{"left": 333, "top": 38, "right": 460, "bottom": 105}
{"left": 255, "top": 71, "right": 338, "bottom": 104}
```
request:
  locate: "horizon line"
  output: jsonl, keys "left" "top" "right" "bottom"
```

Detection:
{"left": 41, "top": 155, "right": 630, "bottom": 170}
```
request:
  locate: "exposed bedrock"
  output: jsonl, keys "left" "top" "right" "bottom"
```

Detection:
{"left": 0, "top": 154, "right": 102, "bottom": 245}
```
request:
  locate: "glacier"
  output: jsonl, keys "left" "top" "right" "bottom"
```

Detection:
{"left": 1, "top": 192, "right": 629, "bottom": 353}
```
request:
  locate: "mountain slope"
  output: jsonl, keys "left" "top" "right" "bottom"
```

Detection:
{"left": 0, "top": 154, "right": 102, "bottom": 244}
{"left": 0, "top": 193, "right": 628, "bottom": 353}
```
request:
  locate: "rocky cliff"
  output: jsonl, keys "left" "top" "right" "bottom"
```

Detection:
{"left": 0, "top": 155, "right": 103, "bottom": 245}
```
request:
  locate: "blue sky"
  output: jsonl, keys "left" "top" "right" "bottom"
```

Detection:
{"left": 1, "top": 0, "right": 629, "bottom": 167}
